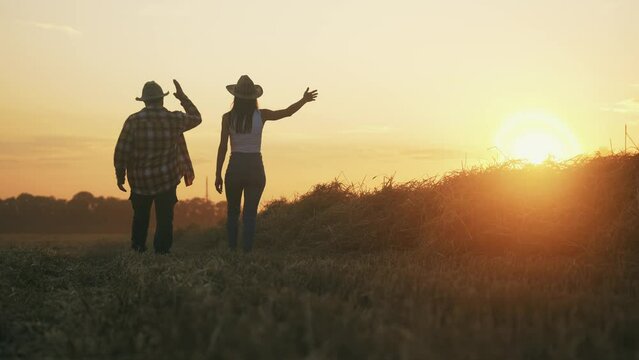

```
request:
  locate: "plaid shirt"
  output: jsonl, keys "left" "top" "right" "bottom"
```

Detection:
{"left": 114, "top": 99, "right": 201, "bottom": 195}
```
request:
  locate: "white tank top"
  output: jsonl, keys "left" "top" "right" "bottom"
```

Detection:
{"left": 229, "top": 110, "right": 263, "bottom": 153}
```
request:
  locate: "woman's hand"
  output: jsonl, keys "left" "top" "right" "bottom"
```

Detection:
{"left": 261, "top": 88, "right": 318, "bottom": 121}
{"left": 215, "top": 176, "right": 223, "bottom": 194}
{"left": 302, "top": 87, "right": 318, "bottom": 103}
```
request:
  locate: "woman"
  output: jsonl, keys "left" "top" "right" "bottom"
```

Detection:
{"left": 215, "top": 75, "right": 318, "bottom": 252}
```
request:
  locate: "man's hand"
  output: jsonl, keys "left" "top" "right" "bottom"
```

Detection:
{"left": 215, "top": 176, "right": 223, "bottom": 194}
{"left": 117, "top": 183, "right": 127, "bottom": 192}
{"left": 173, "top": 79, "right": 188, "bottom": 101}
{"left": 302, "top": 87, "right": 318, "bottom": 103}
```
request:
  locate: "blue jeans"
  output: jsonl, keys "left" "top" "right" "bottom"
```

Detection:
{"left": 225, "top": 153, "right": 266, "bottom": 252}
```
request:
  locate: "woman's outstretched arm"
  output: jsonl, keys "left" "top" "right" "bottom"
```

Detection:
{"left": 215, "top": 115, "right": 230, "bottom": 193}
{"left": 261, "top": 87, "right": 318, "bottom": 121}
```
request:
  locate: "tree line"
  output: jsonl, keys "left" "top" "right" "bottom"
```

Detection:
{"left": 0, "top": 192, "right": 226, "bottom": 233}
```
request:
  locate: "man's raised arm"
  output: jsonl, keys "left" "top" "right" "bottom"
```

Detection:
{"left": 173, "top": 79, "right": 202, "bottom": 131}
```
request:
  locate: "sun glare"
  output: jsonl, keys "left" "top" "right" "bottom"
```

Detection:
{"left": 495, "top": 111, "right": 582, "bottom": 164}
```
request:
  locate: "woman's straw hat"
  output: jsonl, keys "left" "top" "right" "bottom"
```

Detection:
{"left": 136, "top": 81, "right": 169, "bottom": 101}
{"left": 226, "top": 75, "right": 263, "bottom": 99}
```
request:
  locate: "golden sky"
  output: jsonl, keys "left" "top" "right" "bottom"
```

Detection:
{"left": 1, "top": 0, "right": 638, "bottom": 201}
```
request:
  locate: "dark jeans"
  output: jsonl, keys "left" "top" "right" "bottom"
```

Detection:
{"left": 130, "top": 186, "right": 178, "bottom": 254}
{"left": 225, "top": 153, "right": 266, "bottom": 252}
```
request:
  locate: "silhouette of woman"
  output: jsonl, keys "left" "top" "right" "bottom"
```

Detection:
{"left": 215, "top": 75, "right": 318, "bottom": 252}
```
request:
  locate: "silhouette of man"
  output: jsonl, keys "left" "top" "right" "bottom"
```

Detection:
{"left": 114, "top": 80, "right": 201, "bottom": 254}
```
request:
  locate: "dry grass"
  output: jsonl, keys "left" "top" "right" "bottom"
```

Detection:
{"left": 258, "top": 154, "right": 639, "bottom": 256}
{"left": 2, "top": 246, "right": 638, "bottom": 359}
{"left": 2, "top": 155, "right": 639, "bottom": 359}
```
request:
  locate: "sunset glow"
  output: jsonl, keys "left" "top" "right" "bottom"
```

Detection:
{"left": 2, "top": 2, "right": 639, "bottom": 357}
{"left": 495, "top": 112, "right": 582, "bottom": 164}
{"left": 0, "top": 1, "right": 637, "bottom": 200}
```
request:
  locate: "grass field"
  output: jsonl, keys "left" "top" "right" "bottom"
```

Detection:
{"left": 1, "top": 234, "right": 639, "bottom": 359}
{"left": 3, "top": 156, "right": 639, "bottom": 359}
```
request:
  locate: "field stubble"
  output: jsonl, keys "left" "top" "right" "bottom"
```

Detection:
{"left": 1, "top": 236, "right": 638, "bottom": 359}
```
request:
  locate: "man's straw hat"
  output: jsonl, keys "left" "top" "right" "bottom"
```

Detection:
{"left": 226, "top": 75, "right": 263, "bottom": 99}
{"left": 136, "top": 81, "right": 169, "bottom": 102}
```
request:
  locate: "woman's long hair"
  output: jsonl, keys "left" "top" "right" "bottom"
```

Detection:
{"left": 228, "top": 97, "right": 258, "bottom": 133}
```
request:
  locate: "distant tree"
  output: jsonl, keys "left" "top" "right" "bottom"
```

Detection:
{"left": 0, "top": 193, "right": 225, "bottom": 234}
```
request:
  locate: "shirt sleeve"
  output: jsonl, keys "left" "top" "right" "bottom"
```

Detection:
{"left": 177, "top": 133, "right": 195, "bottom": 187}
{"left": 178, "top": 98, "right": 202, "bottom": 132}
{"left": 114, "top": 117, "right": 134, "bottom": 184}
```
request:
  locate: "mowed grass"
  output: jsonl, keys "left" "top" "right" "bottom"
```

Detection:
{"left": 1, "top": 234, "right": 639, "bottom": 359}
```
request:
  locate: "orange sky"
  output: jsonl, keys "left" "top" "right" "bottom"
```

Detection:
{"left": 1, "top": 0, "right": 638, "bottom": 202}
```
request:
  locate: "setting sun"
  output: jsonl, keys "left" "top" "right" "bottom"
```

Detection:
{"left": 495, "top": 111, "right": 582, "bottom": 164}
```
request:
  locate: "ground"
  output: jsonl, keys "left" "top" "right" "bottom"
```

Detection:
{"left": 1, "top": 234, "right": 638, "bottom": 359}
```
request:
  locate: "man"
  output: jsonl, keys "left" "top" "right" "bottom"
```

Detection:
{"left": 114, "top": 80, "right": 201, "bottom": 254}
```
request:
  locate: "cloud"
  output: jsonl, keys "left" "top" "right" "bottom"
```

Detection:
{"left": 21, "top": 21, "right": 81, "bottom": 37}
{"left": 601, "top": 98, "right": 639, "bottom": 114}
{"left": 0, "top": 136, "right": 111, "bottom": 166}
{"left": 266, "top": 141, "right": 472, "bottom": 162}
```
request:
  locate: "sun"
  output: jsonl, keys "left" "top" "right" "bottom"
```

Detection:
{"left": 495, "top": 111, "right": 582, "bottom": 164}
